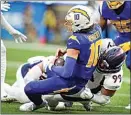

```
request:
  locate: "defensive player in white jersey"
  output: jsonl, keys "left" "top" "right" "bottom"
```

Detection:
{"left": 1, "top": 1, "right": 27, "bottom": 99}
{"left": 2, "top": 55, "right": 56, "bottom": 103}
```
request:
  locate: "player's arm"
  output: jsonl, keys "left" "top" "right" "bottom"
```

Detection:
{"left": 1, "top": 13, "right": 27, "bottom": 43}
{"left": 91, "top": 87, "right": 116, "bottom": 105}
{"left": 47, "top": 36, "right": 80, "bottom": 79}
{"left": 98, "top": 2, "right": 107, "bottom": 30}
{"left": 99, "top": 16, "right": 107, "bottom": 31}
{"left": 80, "top": 87, "right": 114, "bottom": 105}
{"left": 55, "top": 48, "right": 67, "bottom": 58}
{"left": 50, "top": 49, "right": 79, "bottom": 78}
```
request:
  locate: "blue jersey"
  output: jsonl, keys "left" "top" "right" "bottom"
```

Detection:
{"left": 66, "top": 24, "right": 103, "bottom": 81}
{"left": 101, "top": 1, "right": 131, "bottom": 38}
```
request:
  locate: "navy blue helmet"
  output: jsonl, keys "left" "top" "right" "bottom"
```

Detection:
{"left": 97, "top": 46, "right": 126, "bottom": 73}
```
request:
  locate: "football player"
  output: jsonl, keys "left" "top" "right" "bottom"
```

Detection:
{"left": 99, "top": 1, "right": 131, "bottom": 109}
{"left": 2, "top": 56, "right": 55, "bottom": 103}
{"left": 43, "top": 46, "right": 126, "bottom": 111}
{"left": 3, "top": 38, "right": 115, "bottom": 111}
{"left": 19, "top": 5, "right": 104, "bottom": 112}
{"left": 1, "top": 1, "right": 27, "bottom": 100}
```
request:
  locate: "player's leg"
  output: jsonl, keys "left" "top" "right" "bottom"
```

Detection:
{"left": 125, "top": 50, "right": 131, "bottom": 71}
{"left": 20, "top": 76, "right": 72, "bottom": 111}
{"left": 1, "top": 40, "right": 7, "bottom": 99}
{"left": 3, "top": 64, "right": 30, "bottom": 103}
{"left": 125, "top": 50, "right": 131, "bottom": 109}
{"left": 114, "top": 37, "right": 131, "bottom": 109}
{"left": 43, "top": 94, "right": 69, "bottom": 110}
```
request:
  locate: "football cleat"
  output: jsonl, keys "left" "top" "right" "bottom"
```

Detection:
{"left": 125, "top": 104, "right": 130, "bottom": 110}
{"left": 19, "top": 101, "right": 48, "bottom": 111}
{"left": 1, "top": 95, "right": 16, "bottom": 103}
{"left": 81, "top": 101, "right": 93, "bottom": 111}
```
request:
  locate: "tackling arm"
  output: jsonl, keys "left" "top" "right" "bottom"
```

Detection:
{"left": 91, "top": 87, "right": 116, "bottom": 105}
{"left": 80, "top": 87, "right": 115, "bottom": 105}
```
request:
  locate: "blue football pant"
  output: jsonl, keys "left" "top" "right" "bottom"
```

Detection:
{"left": 24, "top": 76, "right": 75, "bottom": 105}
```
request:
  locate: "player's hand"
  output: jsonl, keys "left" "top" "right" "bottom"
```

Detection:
{"left": 43, "top": 56, "right": 56, "bottom": 71}
{"left": 1, "top": 1, "right": 10, "bottom": 12}
{"left": 11, "top": 30, "right": 27, "bottom": 43}
{"left": 80, "top": 88, "right": 94, "bottom": 100}
{"left": 55, "top": 48, "right": 66, "bottom": 58}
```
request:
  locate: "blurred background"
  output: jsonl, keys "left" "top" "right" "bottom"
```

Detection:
{"left": 1, "top": 1, "right": 119, "bottom": 45}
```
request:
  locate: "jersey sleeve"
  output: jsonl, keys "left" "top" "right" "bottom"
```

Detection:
{"left": 67, "top": 35, "right": 81, "bottom": 50}
{"left": 99, "top": 1, "right": 107, "bottom": 19}
{"left": 103, "top": 69, "right": 123, "bottom": 91}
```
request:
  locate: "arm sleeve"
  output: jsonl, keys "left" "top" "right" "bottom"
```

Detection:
{"left": 48, "top": 35, "right": 80, "bottom": 79}
{"left": 51, "top": 56, "right": 77, "bottom": 79}
{"left": 1, "top": 13, "right": 15, "bottom": 34}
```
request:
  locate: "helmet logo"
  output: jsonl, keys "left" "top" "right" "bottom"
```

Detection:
{"left": 74, "top": 14, "right": 80, "bottom": 20}
{"left": 70, "top": 8, "right": 90, "bottom": 20}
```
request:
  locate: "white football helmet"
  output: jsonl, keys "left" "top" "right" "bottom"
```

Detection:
{"left": 106, "top": 1, "right": 125, "bottom": 9}
{"left": 64, "top": 5, "right": 93, "bottom": 32}
{"left": 100, "top": 38, "right": 115, "bottom": 54}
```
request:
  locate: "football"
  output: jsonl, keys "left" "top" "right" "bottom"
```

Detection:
{"left": 54, "top": 57, "right": 65, "bottom": 66}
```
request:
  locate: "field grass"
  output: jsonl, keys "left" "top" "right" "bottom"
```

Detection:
{"left": 1, "top": 41, "right": 130, "bottom": 114}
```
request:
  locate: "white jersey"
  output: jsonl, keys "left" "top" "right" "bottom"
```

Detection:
{"left": 87, "top": 68, "right": 123, "bottom": 91}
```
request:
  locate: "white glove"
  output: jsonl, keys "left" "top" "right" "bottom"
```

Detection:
{"left": 80, "top": 88, "right": 94, "bottom": 100}
{"left": 1, "top": 1, "right": 10, "bottom": 11}
{"left": 43, "top": 56, "right": 56, "bottom": 72}
{"left": 11, "top": 30, "right": 27, "bottom": 43}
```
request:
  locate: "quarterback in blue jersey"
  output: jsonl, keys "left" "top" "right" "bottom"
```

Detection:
{"left": 99, "top": 1, "right": 131, "bottom": 109}
{"left": 19, "top": 5, "right": 103, "bottom": 112}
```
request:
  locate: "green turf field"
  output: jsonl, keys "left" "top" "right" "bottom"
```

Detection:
{"left": 1, "top": 41, "right": 130, "bottom": 114}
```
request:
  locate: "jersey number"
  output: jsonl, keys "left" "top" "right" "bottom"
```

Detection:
{"left": 112, "top": 74, "right": 122, "bottom": 83}
{"left": 110, "top": 19, "right": 131, "bottom": 33}
{"left": 86, "top": 39, "right": 102, "bottom": 67}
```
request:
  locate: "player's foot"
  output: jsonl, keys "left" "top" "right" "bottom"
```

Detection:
{"left": 81, "top": 101, "right": 92, "bottom": 111}
{"left": 19, "top": 101, "right": 48, "bottom": 111}
{"left": 55, "top": 102, "right": 66, "bottom": 110}
{"left": 1, "top": 88, "right": 8, "bottom": 101}
{"left": 65, "top": 102, "right": 73, "bottom": 107}
{"left": 125, "top": 104, "right": 130, "bottom": 109}
{"left": 1, "top": 94, "right": 16, "bottom": 103}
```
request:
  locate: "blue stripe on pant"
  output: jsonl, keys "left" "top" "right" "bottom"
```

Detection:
{"left": 24, "top": 76, "right": 72, "bottom": 105}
